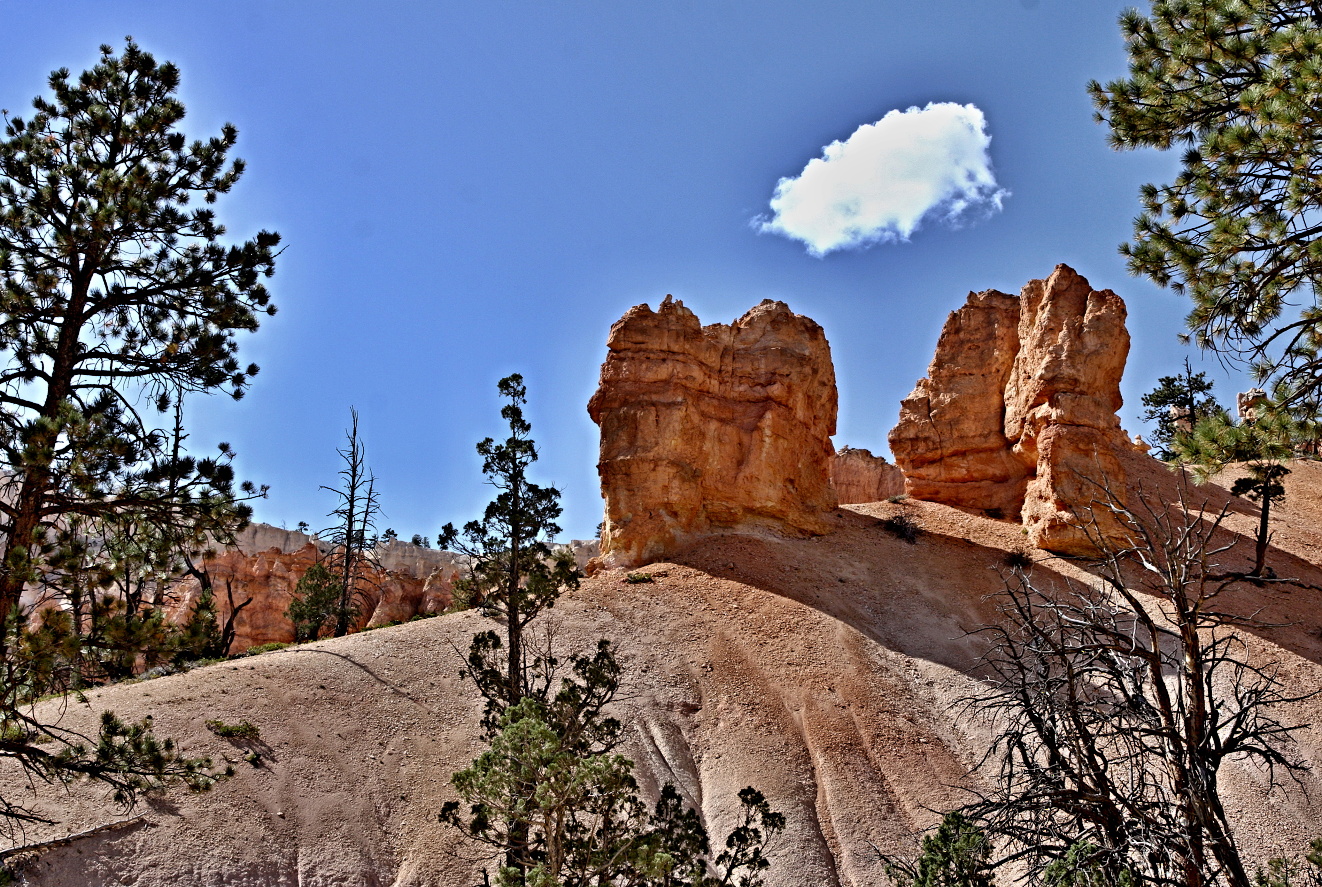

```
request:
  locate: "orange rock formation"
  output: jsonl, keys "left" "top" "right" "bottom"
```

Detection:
{"left": 889, "top": 264, "right": 1131, "bottom": 554}
{"left": 587, "top": 296, "right": 838, "bottom": 568}
{"left": 831, "top": 447, "right": 905, "bottom": 504}
{"left": 168, "top": 536, "right": 458, "bottom": 652}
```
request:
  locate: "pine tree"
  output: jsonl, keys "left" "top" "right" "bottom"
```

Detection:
{"left": 0, "top": 40, "right": 270, "bottom": 830}
{"left": 1140, "top": 358, "right": 1222, "bottom": 459}
{"left": 442, "top": 637, "right": 785, "bottom": 887}
{"left": 286, "top": 563, "right": 342, "bottom": 643}
{"left": 1090, "top": 2, "right": 1322, "bottom": 402}
{"left": 1173, "top": 396, "right": 1304, "bottom": 576}
{"left": 440, "top": 376, "right": 785, "bottom": 887}
{"left": 438, "top": 375, "right": 580, "bottom": 719}
{"left": 0, "top": 39, "right": 278, "bottom": 635}
{"left": 882, "top": 812, "right": 996, "bottom": 887}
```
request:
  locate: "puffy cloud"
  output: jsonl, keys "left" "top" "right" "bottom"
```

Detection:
{"left": 757, "top": 102, "right": 1008, "bottom": 256}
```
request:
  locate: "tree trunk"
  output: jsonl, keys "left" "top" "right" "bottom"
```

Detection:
{"left": 0, "top": 280, "right": 90, "bottom": 649}
{"left": 1253, "top": 490, "right": 1271, "bottom": 576}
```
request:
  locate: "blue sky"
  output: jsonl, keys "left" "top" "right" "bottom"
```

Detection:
{"left": 1, "top": 1, "right": 1228, "bottom": 541}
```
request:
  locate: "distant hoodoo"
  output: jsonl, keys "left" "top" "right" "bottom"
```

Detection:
{"left": 588, "top": 296, "right": 838, "bottom": 569}
{"left": 889, "top": 264, "right": 1132, "bottom": 555}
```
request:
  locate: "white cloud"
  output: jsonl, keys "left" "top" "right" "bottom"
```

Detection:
{"left": 757, "top": 102, "right": 1008, "bottom": 256}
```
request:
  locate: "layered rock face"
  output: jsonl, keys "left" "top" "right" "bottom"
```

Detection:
{"left": 889, "top": 265, "right": 1131, "bottom": 554}
{"left": 588, "top": 296, "right": 837, "bottom": 568}
{"left": 831, "top": 447, "right": 906, "bottom": 504}
{"left": 888, "top": 288, "right": 1028, "bottom": 516}
{"left": 168, "top": 532, "right": 460, "bottom": 652}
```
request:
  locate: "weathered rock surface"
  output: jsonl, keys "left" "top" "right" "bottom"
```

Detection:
{"left": 11, "top": 485, "right": 1322, "bottom": 887}
{"left": 588, "top": 296, "right": 838, "bottom": 568}
{"left": 1008, "top": 267, "right": 1130, "bottom": 553}
{"left": 168, "top": 531, "right": 460, "bottom": 652}
{"left": 888, "top": 265, "right": 1132, "bottom": 554}
{"left": 1238, "top": 388, "right": 1268, "bottom": 423}
{"left": 888, "top": 288, "right": 1028, "bottom": 517}
{"left": 831, "top": 447, "right": 905, "bottom": 504}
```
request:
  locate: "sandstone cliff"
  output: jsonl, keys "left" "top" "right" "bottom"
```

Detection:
{"left": 588, "top": 296, "right": 838, "bottom": 568}
{"left": 889, "top": 265, "right": 1132, "bottom": 554}
{"left": 831, "top": 447, "right": 905, "bottom": 505}
{"left": 167, "top": 530, "right": 462, "bottom": 652}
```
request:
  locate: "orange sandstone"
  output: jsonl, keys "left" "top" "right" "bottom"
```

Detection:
{"left": 587, "top": 296, "right": 837, "bottom": 568}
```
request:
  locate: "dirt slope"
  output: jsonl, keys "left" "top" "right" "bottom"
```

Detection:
{"left": 4, "top": 463, "right": 1322, "bottom": 886}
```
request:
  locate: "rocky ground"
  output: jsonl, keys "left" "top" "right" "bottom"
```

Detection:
{"left": 2, "top": 453, "right": 1322, "bottom": 885}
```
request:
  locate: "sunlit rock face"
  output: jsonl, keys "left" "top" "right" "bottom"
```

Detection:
{"left": 888, "top": 287, "right": 1029, "bottom": 518}
{"left": 166, "top": 533, "right": 461, "bottom": 652}
{"left": 889, "top": 264, "right": 1132, "bottom": 555}
{"left": 831, "top": 447, "right": 905, "bottom": 505}
{"left": 1007, "top": 265, "right": 1130, "bottom": 555}
{"left": 588, "top": 296, "right": 838, "bottom": 569}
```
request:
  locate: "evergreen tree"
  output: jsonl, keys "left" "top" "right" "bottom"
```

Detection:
{"left": 0, "top": 39, "right": 278, "bottom": 636}
{"left": 286, "top": 563, "right": 343, "bottom": 643}
{"left": 0, "top": 40, "right": 269, "bottom": 829}
{"left": 438, "top": 374, "right": 580, "bottom": 720}
{"left": 1090, "top": 2, "right": 1322, "bottom": 402}
{"left": 1173, "top": 397, "right": 1303, "bottom": 576}
{"left": 1140, "top": 358, "right": 1222, "bottom": 459}
{"left": 174, "top": 585, "right": 225, "bottom": 663}
{"left": 442, "top": 639, "right": 785, "bottom": 887}
{"left": 882, "top": 812, "right": 996, "bottom": 887}
{"left": 440, "top": 376, "right": 784, "bottom": 887}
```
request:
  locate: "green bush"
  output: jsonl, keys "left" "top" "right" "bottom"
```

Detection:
{"left": 883, "top": 812, "right": 995, "bottom": 887}
{"left": 204, "top": 719, "right": 261, "bottom": 741}
{"left": 286, "top": 563, "right": 347, "bottom": 642}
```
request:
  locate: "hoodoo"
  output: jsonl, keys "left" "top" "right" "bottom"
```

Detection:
{"left": 588, "top": 296, "right": 838, "bottom": 568}
{"left": 889, "top": 264, "right": 1132, "bottom": 555}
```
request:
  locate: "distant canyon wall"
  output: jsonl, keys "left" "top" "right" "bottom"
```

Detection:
{"left": 174, "top": 532, "right": 602, "bottom": 652}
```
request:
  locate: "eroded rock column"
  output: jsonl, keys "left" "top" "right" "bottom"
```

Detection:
{"left": 888, "top": 264, "right": 1132, "bottom": 555}
{"left": 587, "top": 296, "right": 837, "bottom": 569}
{"left": 887, "top": 288, "right": 1028, "bottom": 517}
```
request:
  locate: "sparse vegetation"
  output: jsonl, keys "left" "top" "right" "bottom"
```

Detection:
{"left": 624, "top": 572, "right": 655, "bottom": 584}
{"left": 1173, "top": 389, "right": 1311, "bottom": 576}
{"left": 1002, "top": 550, "right": 1032, "bottom": 571}
{"left": 968, "top": 485, "right": 1311, "bottom": 887}
{"left": 1255, "top": 839, "right": 1322, "bottom": 887}
{"left": 242, "top": 642, "right": 291, "bottom": 656}
{"left": 318, "top": 408, "right": 382, "bottom": 638}
{"left": 881, "top": 812, "right": 995, "bottom": 887}
{"left": 881, "top": 514, "right": 920, "bottom": 544}
{"left": 204, "top": 719, "right": 261, "bottom": 741}
{"left": 1140, "top": 359, "right": 1222, "bottom": 460}
{"left": 439, "top": 376, "right": 785, "bottom": 887}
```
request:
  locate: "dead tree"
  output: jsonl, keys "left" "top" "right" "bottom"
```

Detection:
{"left": 968, "top": 482, "right": 1312, "bottom": 887}
{"left": 320, "top": 408, "right": 382, "bottom": 637}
